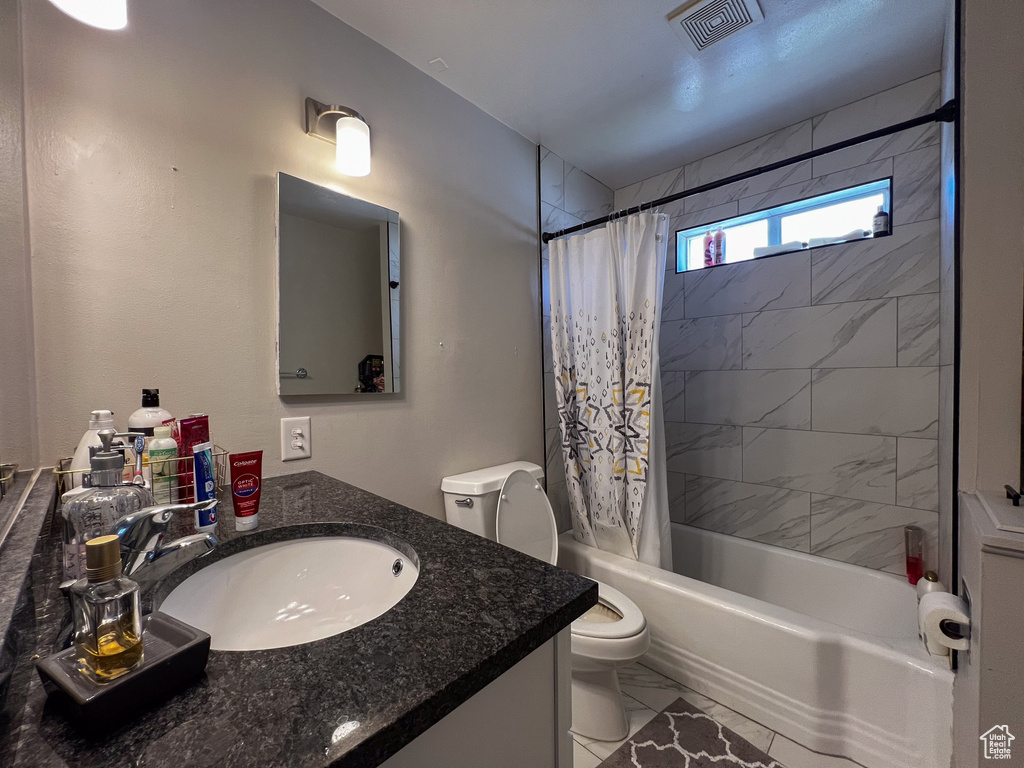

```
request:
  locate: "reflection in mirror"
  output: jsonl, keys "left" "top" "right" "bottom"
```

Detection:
{"left": 277, "top": 173, "right": 399, "bottom": 396}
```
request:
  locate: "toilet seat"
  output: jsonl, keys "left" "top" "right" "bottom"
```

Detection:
{"left": 572, "top": 581, "right": 646, "bottom": 639}
{"left": 495, "top": 469, "right": 559, "bottom": 566}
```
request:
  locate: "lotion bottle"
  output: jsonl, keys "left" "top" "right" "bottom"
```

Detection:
{"left": 69, "top": 410, "right": 116, "bottom": 489}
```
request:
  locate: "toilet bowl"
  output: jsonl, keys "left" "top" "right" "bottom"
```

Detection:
{"left": 441, "top": 461, "right": 650, "bottom": 742}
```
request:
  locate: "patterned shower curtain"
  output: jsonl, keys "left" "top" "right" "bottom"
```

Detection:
{"left": 549, "top": 212, "right": 672, "bottom": 568}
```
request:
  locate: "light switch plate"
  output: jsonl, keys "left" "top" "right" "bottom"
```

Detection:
{"left": 281, "top": 416, "right": 311, "bottom": 461}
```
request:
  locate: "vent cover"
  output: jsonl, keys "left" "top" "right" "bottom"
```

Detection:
{"left": 668, "top": 0, "right": 764, "bottom": 55}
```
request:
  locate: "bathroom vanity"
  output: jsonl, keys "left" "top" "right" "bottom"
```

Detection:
{"left": 0, "top": 471, "right": 596, "bottom": 767}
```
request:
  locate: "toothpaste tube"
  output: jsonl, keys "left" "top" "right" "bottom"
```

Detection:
{"left": 229, "top": 450, "right": 263, "bottom": 532}
{"left": 178, "top": 415, "right": 210, "bottom": 502}
{"left": 192, "top": 441, "right": 218, "bottom": 533}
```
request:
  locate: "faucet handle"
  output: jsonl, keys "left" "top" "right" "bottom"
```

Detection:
{"left": 111, "top": 500, "right": 218, "bottom": 552}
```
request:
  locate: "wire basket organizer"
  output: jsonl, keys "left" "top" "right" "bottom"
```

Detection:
{"left": 54, "top": 447, "right": 230, "bottom": 502}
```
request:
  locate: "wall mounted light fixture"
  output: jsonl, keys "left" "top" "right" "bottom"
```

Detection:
{"left": 47, "top": 0, "right": 127, "bottom": 29}
{"left": 305, "top": 98, "right": 371, "bottom": 177}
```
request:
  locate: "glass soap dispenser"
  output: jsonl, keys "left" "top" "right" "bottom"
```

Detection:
{"left": 62, "top": 428, "right": 153, "bottom": 581}
{"left": 70, "top": 534, "right": 143, "bottom": 683}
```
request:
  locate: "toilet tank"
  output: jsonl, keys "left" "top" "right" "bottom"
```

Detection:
{"left": 441, "top": 461, "right": 544, "bottom": 542}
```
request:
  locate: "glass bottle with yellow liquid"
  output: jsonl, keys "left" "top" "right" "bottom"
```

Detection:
{"left": 70, "top": 535, "right": 144, "bottom": 683}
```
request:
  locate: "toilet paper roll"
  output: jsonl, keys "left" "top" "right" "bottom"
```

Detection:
{"left": 919, "top": 592, "right": 970, "bottom": 654}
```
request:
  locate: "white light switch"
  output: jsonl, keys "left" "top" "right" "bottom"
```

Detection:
{"left": 281, "top": 416, "right": 311, "bottom": 461}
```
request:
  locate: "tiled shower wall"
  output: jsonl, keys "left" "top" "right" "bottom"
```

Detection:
{"left": 538, "top": 148, "right": 614, "bottom": 533}
{"left": 612, "top": 73, "right": 944, "bottom": 574}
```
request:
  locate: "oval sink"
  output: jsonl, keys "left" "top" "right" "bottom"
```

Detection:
{"left": 159, "top": 536, "right": 418, "bottom": 651}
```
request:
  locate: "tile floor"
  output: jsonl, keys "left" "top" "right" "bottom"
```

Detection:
{"left": 571, "top": 661, "right": 867, "bottom": 768}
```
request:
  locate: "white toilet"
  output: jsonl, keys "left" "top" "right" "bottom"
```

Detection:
{"left": 441, "top": 461, "right": 650, "bottom": 741}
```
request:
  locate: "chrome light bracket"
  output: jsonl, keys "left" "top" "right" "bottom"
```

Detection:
{"left": 305, "top": 97, "right": 366, "bottom": 145}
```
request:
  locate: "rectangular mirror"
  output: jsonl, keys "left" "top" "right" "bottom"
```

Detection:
{"left": 277, "top": 173, "right": 400, "bottom": 396}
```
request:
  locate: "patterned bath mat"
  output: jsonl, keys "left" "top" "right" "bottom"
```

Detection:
{"left": 599, "top": 697, "right": 784, "bottom": 767}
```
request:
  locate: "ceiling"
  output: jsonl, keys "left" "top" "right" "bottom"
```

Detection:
{"left": 313, "top": 0, "right": 947, "bottom": 190}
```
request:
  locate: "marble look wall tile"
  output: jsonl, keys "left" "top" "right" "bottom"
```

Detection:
{"left": 668, "top": 471, "right": 687, "bottom": 524}
{"left": 672, "top": 201, "right": 740, "bottom": 237}
{"left": 541, "top": 202, "right": 584, "bottom": 237}
{"left": 541, "top": 256, "right": 550, "bottom": 313}
{"left": 743, "top": 428, "right": 896, "bottom": 503}
{"left": 810, "top": 219, "right": 940, "bottom": 304}
{"left": 684, "top": 251, "right": 810, "bottom": 318}
{"left": 684, "top": 161, "right": 812, "bottom": 214}
{"left": 662, "top": 271, "right": 686, "bottom": 321}
{"left": 738, "top": 157, "right": 893, "bottom": 215}
{"left": 684, "top": 475, "right": 811, "bottom": 551}
{"left": 685, "top": 121, "right": 813, "bottom": 190}
{"left": 564, "top": 166, "right": 614, "bottom": 222}
{"left": 544, "top": 371, "right": 557, "bottom": 431}
{"left": 938, "top": 363, "right": 954, "bottom": 581}
{"left": 810, "top": 495, "right": 937, "bottom": 573}
{"left": 661, "top": 370, "right": 686, "bottom": 422}
{"left": 685, "top": 369, "right": 811, "bottom": 429}
{"left": 897, "top": 293, "right": 940, "bottom": 366}
{"left": 548, "top": 480, "right": 572, "bottom": 533}
{"left": 811, "top": 367, "right": 939, "bottom": 438}
{"left": 811, "top": 74, "right": 941, "bottom": 176}
{"left": 662, "top": 315, "right": 743, "bottom": 371}
{"left": 897, "top": 437, "right": 939, "bottom": 511}
{"left": 543, "top": 315, "right": 553, "bottom": 372}
{"left": 666, "top": 423, "right": 742, "bottom": 480}
{"left": 893, "top": 145, "right": 941, "bottom": 225}
{"left": 742, "top": 299, "right": 896, "bottom": 370}
{"left": 615, "top": 167, "right": 686, "bottom": 210}
{"left": 539, "top": 147, "right": 564, "bottom": 208}
{"left": 812, "top": 74, "right": 941, "bottom": 148}
{"left": 546, "top": 427, "right": 565, "bottom": 488}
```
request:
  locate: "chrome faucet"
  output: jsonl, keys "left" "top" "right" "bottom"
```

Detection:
{"left": 109, "top": 500, "right": 219, "bottom": 588}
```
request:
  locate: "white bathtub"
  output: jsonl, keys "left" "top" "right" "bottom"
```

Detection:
{"left": 558, "top": 524, "right": 954, "bottom": 768}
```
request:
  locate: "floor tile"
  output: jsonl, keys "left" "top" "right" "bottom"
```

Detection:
{"left": 572, "top": 739, "right": 603, "bottom": 768}
{"left": 616, "top": 662, "right": 776, "bottom": 753}
{"left": 768, "top": 734, "right": 867, "bottom": 768}
{"left": 571, "top": 694, "right": 658, "bottom": 760}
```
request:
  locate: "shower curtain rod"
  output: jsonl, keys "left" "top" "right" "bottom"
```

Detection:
{"left": 542, "top": 99, "right": 957, "bottom": 243}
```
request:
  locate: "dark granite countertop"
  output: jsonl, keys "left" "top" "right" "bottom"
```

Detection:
{"left": 4, "top": 471, "right": 597, "bottom": 767}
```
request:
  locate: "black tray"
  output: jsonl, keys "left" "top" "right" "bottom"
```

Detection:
{"left": 37, "top": 611, "right": 210, "bottom": 728}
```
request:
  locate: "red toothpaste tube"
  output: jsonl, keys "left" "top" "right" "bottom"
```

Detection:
{"left": 178, "top": 415, "right": 210, "bottom": 503}
{"left": 230, "top": 451, "right": 263, "bottom": 531}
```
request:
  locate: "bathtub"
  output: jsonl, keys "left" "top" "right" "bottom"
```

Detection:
{"left": 558, "top": 524, "right": 954, "bottom": 768}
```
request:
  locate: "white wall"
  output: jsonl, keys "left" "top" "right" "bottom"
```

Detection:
{"left": 19, "top": 0, "right": 541, "bottom": 517}
{"left": 0, "top": 0, "right": 38, "bottom": 469}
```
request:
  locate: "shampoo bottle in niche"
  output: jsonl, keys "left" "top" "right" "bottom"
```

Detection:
{"left": 703, "top": 230, "right": 714, "bottom": 267}
{"left": 69, "top": 535, "right": 143, "bottom": 683}
{"left": 713, "top": 227, "right": 726, "bottom": 265}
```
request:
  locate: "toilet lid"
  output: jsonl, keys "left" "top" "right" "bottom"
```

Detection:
{"left": 571, "top": 580, "right": 646, "bottom": 639}
{"left": 495, "top": 469, "right": 558, "bottom": 566}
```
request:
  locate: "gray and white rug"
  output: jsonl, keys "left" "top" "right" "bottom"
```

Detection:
{"left": 599, "top": 697, "right": 785, "bottom": 767}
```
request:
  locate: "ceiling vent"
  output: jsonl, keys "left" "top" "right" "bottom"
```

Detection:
{"left": 668, "top": 0, "right": 764, "bottom": 55}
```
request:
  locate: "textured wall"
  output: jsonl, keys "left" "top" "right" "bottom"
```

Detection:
{"left": 19, "top": 0, "right": 540, "bottom": 518}
{"left": 614, "top": 74, "right": 944, "bottom": 575}
{"left": 538, "top": 148, "right": 615, "bottom": 533}
{"left": 0, "top": 0, "right": 38, "bottom": 469}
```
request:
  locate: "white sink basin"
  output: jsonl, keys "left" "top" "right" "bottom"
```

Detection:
{"left": 159, "top": 536, "right": 419, "bottom": 651}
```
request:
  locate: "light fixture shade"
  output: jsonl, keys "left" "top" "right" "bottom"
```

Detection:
{"left": 335, "top": 116, "right": 371, "bottom": 177}
{"left": 47, "top": 0, "right": 127, "bottom": 29}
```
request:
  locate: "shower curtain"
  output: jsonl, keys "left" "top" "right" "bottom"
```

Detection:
{"left": 549, "top": 212, "right": 672, "bottom": 570}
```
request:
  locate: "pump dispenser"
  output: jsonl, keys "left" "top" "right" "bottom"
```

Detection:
{"left": 61, "top": 430, "right": 154, "bottom": 581}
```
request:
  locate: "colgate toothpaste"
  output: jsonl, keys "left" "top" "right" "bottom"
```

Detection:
{"left": 230, "top": 450, "right": 263, "bottom": 531}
